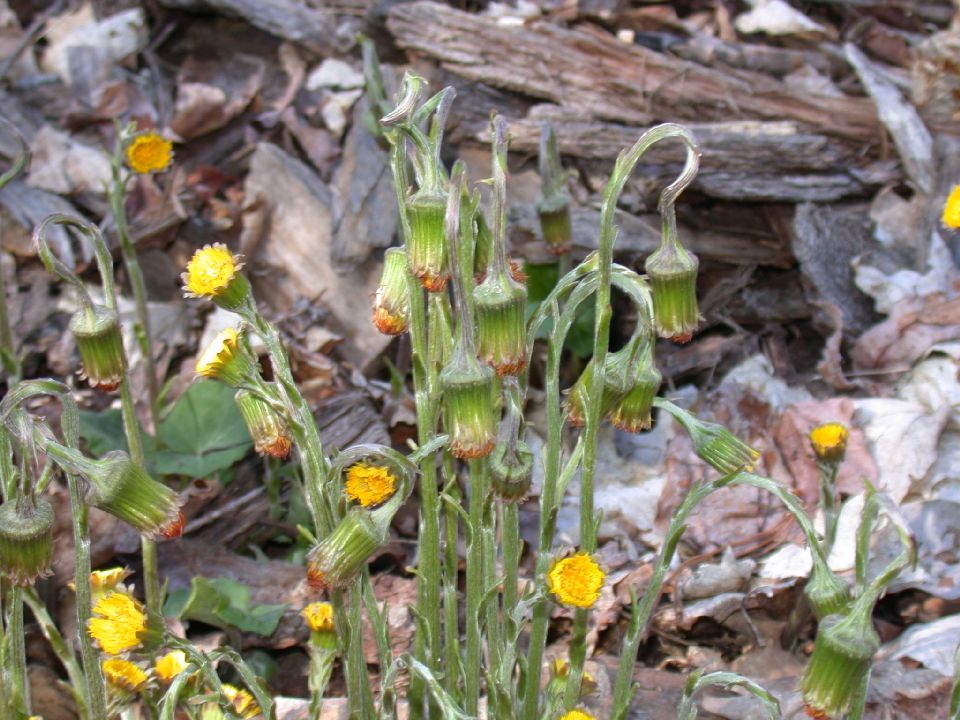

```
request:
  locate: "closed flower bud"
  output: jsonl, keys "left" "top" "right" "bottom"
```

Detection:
{"left": 0, "top": 498, "right": 54, "bottom": 585}
{"left": 406, "top": 192, "right": 449, "bottom": 292}
{"left": 804, "top": 565, "right": 850, "bottom": 620}
{"left": 490, "top": 440, "right": 534, "bottom": 501}
{"left": 657, "top": 401, "right": 760, "bottom": 475}
{"left": 70, "top": 305, "right": 126, "bottom": 392}
{"left": 608, "top": 346, "right": 661, "bottom": 434}
{"left": 645, "top": 240, "right": 699, "bottom": 344}
{"left": 234, "top": 389, "right": 292, "bottom": 459}
{"left": 440, "top": 361, "right": 497, "bottom": 460}
{"left": 538, "top": 195, "right": 572, "bottom": 256}
{"left": 306, "top": 508, "right": 386, "bottom": 592}
{"left": 195, "top": 327, "right": 258, "bottom": 387}
{"left": 182, "top": 243, "right": 251, "bottom": 312}
{"left": 87, "top": 452, "right": 183, "bottom": 539}
{"left": 474, "top": 270, "right": 528, "bottom": 376}
{"left": 373, "top": 248, "right": 410, "bottom": 335}
{"left": 801, "top": 613, "right": 879, "bottom": 719}
{"left": 564, "top": 339, "right": 646, "bottom": 428}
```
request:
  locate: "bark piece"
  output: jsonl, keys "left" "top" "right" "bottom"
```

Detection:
{"left": 241, "top": 142, "right": 389, "bottom": 368}
{"left": 387, "top": 2, "right": 880, "bottom": 142}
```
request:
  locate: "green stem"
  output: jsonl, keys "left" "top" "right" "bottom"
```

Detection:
{"left": 819, "top": 461, "right": 840, "bottom": 558}
{"left": 442, "top": 472, "right": 462, "bottom": 701}
{"left": 464, "top": 457, "right": 488, "bottom": 717}
{"left": 561, "top": 609, "right": 588, "bottom": 710}
{"left": 22, "top": 587, "right": 88, "bottom": 718}
{"left": 346, "top": 582, "right": 375, "bottom": 720}
{"left": 6, "top": 585, "right": 28, "bottom": 715}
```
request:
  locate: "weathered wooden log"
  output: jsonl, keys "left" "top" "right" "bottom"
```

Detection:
{"left": 154, "top": 0, "right": 352, "bottom": 56}
{"left": 387, "top": 2, "right": 882, "bottom": 143}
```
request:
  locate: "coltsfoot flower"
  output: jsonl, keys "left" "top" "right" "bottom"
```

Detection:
{"left": 222, "top": 684, "right": 261, "bottom": 719}
{"left": 102, "top": 658, "right": 149, "bottom": 693}
{"left": 441, "top": 361, "right": 497, "bottom": 459}
{"left": 125, "top": 132, "right": 173, "bottom": 174}
{"left": 0, "top": 497, "right": 54, "bottom": 585}
{"left": 196, "top": 327, "right": 258, "bottom": 387}
{"left": 474, "top": 269, "right": 528, "bottom": 376}
{"left": 547, "top": 553, "right": 605, "bottom": 609}
{"left": 182, "top": 243, "right": 251, "bottom": 311}
{"left": 301, "top": 602, "right": 335, "bottom": 633}
{"left": 154, "top": 650, "right": 188, "bottom": 684}
{"left": 88, "top": 591, "right": 148, "bottom": 655}
{"left": 344, "top": 462, "right": 397, "bottom": 507}
{"left": 943, "top": 184, "right": 960, "bottom": 229}
{"left": 809, "top": 422, "right": 848, "bottom": 464}
{"left": 558, "top": 710, "right": 595, "bottom": 720}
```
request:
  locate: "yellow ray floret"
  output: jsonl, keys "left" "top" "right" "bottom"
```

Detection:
{"left": 809, "top": 422, "right": 848, "bottom": 462}
{"left": 222, "top": 684, "right": 261, "bottom": 719}
{"left": 126, "top": 132, "right": 173, "bottom": 174}
{"left": 558, "top": 711, "right": 595, "bottom": 720}
{"left": 301, "top": 601, "right": 335, "bottom": 633}
{"left": 344, "top": 462, "right": 397, "bottom": 507}
{"left": 154, "top": 650, "right": 188, "bottom": 683}
{"left": 195, "top": 327, "right": 240, "bottom": 377}
{"left": 182, "top": 244, "right": 243, "bottom": 299}
{"left": 547, "top": 553, "right": 605, "bottom": 609}
{"left": 102, "top": 658, "right": 149, "bottom": 692}
{"left": 943, "top": 184, "right": 960, "bottom": 230}
{"left": 88, "top": 591, "right": 147, "bottom": 655}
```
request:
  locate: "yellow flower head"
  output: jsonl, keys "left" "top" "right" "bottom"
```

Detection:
{"left": 102, "top": 658, "right": 149, "bottom": 693}
{"left": 126, "top": 132, "right": 173, "bottom": 174}
{"left": 551, "top": 658, "right": 596, "bottom": 696}
{"left": 90, "top": 567, "right": 132, "bottom": 593}
{"left": 88, "top": 591, "right": 148, "bottom": 655}
{"left": 301, "top": 602, "right": 335, "bottom": 633}
{"left": 809, "top": 422, "right": 849, "bottom": 463}
{"left": 196, "top": 327, "right": 240, "bottom": 377}
{"left": 222, "top": 684, "right": 261, "bottom": 719}
{"left": 943, "top": 184, "right": 960, "bottom": 230}
{"left": 547, "top": 553, "right": 605, "bottom": 609}
{"left": 558, "top": 711, "right": 595, "bottom": 720}
{"left": 154, "top": 650, "right": 188, "bottom": 683}
{"left": 344, "top": 462, "right": 397, "bottom": 507}
{"left": 182, "top": 244, "right": 244, "bottom": 299}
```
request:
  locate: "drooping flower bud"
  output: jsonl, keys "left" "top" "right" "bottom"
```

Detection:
{"left": 306, "top": 508, "right": 387, "bottom": 591}
{"left": 86, "top": 451, "right": 183, "bottom": 539}
{"left": 537, "top": 122, "right": 572, "bottom": 256}
{"left": 801, "top": 613, "right": 879, "bottom": 720}
{"left": 234, "top": 389, "right": 292, "bottom": 459}
{"left": 0, "top": 497, "right": 54, "bottom": 585}
{"left": 70, "top": 305, "right": 126, "bottom": 392}
{"left": 645, "top": 238, "right": 699, "bottom": 344}
{"left": 490, "top": 439, "right": 534, "bottom": 501}
{"left": 406, "top": 191, "right": 449, "bottom": 292}
{"left": 440, "top": 361, "right": 497, "bottom": 459}
{"left": 373, "top": 247, "right": 410, "bottom": 335}
{"left": 564, "top": 336, "right": 648, "bottom": 428}
{"left": 656, "top": 399, "right": 760, "bottom": 475}
{"left": 474, "top": 270, "right": 528, "bottom": 377}
{"left": 608, "top": 342, "right": 661, "bottom": 433}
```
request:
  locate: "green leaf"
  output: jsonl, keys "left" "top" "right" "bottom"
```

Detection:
{"left": 169, "top": 576, "right": 287, "bottom": 637}
{"left": 155, "top": 380, "right": 252, "bottom": 478}
{"left": 77, "top": 408, "right": 157, "bottom": 468}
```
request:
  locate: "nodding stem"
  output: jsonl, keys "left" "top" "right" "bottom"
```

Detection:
{"left": 445, "top": 162, "right": 475, "bottom": 356}
{"left": 380, "top": 72, "right": 423, "bottom": 128}
{"left": 33, "top": 214, "right": 119, "bottom": 312}
{"left": 489, "top": 113, "right": 511, "bottom": 278}
{"left": 0, "top": 117, "right": 30, "bottom": 190}
{"left": 538, "top": 121, "right": 567, "bottom": 202}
